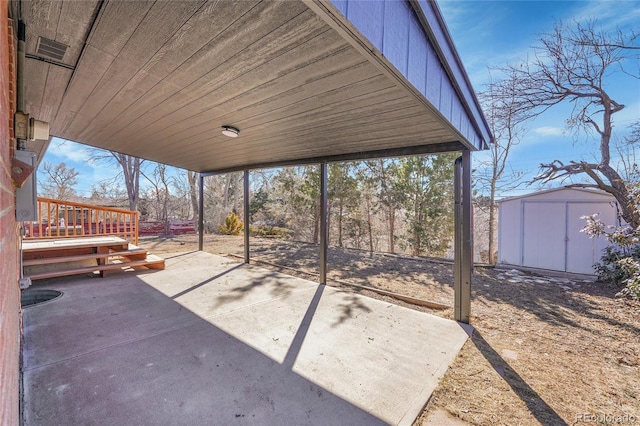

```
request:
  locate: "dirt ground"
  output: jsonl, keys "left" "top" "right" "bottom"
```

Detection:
{"left": 141, "top": 234, "right": 640, "bottom": 426}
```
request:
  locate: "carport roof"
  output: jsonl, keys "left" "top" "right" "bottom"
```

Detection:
{"left": 12, "top": 0, "right": 491, "bottom": 173}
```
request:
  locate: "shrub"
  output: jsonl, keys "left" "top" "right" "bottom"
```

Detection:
{"left": 219, "top": 212, "right": 243, "bottom": 235}
{"left": 615, "top": 257, "right": 640, "bottom": 299}
{"left": 583, "top": 214, "right": 640, "bottom": 300}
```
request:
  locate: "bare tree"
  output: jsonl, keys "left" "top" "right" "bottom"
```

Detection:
{"left": 477, "top": 70, "right": 528, "bottom": 263}
{"left": 364, "top": 159, "right": 400, "bottom": 253}
{"left": 329, "top": 162, "right": 360, "bottom": 248}
{"left": 202, "top": 174, "right": 234, "bottom": 232}
{"left": 40, "top": 162, "right": 80, "bottom": 200}
{"left": 355, "top": 163, "right": 379, "bottom": 252}
{"left": 496, "top": 20, "right": 640, "bottom": 227}
{"left": 614, "top": 120, "right": 640, "bottom": 183}
{"left": 115, "top": 153, "right": 143, "bottom": 212}
{"left": 87, "top": 149, "right": 144, "bottom": 211}
{"left": 90, "top": 181, "right": 127, "bottom": 207}
{"left": 141, "top": 163, "right": 172, "bottom": 236}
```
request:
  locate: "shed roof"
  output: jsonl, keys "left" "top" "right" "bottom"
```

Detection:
{"left": 498, "top": 187, "right": 617, "bottom": 204}
{"left": 13, "top": 0, "right": 491, "bottom": 173}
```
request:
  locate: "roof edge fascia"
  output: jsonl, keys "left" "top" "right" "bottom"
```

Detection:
{"left": 410, "top": 0, "right": 493, "bottom": 149}
{"left": 305, "top": 0, "right": 478, "bottom": 152}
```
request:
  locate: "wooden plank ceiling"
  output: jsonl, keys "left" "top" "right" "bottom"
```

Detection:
{"left": 16, "top": 0, "right": 470, "bottom": 173}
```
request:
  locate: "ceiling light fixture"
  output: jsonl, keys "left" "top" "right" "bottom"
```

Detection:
{"left": 221, "top": 125, "right": 240, "bottom": 138}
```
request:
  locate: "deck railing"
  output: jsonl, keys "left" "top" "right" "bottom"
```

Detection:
{"left": 24, "top": 197, "right": 139, "bottom": 245}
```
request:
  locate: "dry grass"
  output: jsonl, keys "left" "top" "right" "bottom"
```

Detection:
{"left": 142, "top": 234, "right": 640, "bottom": 425}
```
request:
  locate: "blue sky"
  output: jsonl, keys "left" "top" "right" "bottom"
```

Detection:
{"left": 40, "top": 0, "right": 640, "bottom": 199}
{"left": 439, "top": 0, "right": 640, "bottom": 196}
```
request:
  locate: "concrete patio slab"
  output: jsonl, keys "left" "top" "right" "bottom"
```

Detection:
{"left": 22, "top": 251, "right": 470, "bottom": 425}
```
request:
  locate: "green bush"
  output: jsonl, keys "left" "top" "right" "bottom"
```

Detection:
{"left": 219, "top": 212, "right": 243, "bottom": 235}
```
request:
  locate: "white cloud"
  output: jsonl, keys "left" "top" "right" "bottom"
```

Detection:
{"left": 570, "top": 1, "right": 640, "bottom": 31}
{"left": 534, "top": 126, "right": 565, "bottom": 137}
{"left": 613, "top": 100, "right": 640, "bottom": 128}
{"left": 47, "top": 138, "right": 90, "bottom": 163}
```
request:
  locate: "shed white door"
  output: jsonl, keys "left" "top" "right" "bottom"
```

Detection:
{"left": 521, "top": 201, "right": 616, "bottom": 274}
{"left": 522, "top": 202, "right": 566, "bottom": 271}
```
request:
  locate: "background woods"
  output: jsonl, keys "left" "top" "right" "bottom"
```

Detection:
{"left": 41, "top": 153, "right": 462, "bottom": 258}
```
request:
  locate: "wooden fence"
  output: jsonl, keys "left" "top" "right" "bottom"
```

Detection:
{"left": 138, "top": 220, "right": 196, "bottom": 236}
{"left": 24, "top": 197, "right": 139, "bottom": 245}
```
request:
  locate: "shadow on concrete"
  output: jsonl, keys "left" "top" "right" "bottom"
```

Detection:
{"left": 163, "top": 251, "right": 199, "bottom": 260}
{"left": 472, "top": 331, "right": 568, "bottom": 426}
{"left": 22, "top": 276, "right": 387, "bottom": 425}
{"left": 213, "top": 268, "right": 301, "bottom": 307}
{"left": 171, "top": 263, "right": 244, "bottom": 299}
{"left": 332, "top": 293, "right": 372, "bottom": 327}
{"left": 258, "top": 238, "right": 640, "bottom": 338}
{"left": 23, "top": 251, "right": 470, "bottom": 426}
{"left": 283, "top": 285, "right": 325, "bottom": 368}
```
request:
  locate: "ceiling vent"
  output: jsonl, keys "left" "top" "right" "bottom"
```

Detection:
{"left": 35, "top": 37, "right": 68, "bottom": 61}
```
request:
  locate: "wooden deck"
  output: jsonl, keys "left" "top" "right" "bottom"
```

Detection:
{"left": 22, "top": 236, "right": 164, "bottom": 280}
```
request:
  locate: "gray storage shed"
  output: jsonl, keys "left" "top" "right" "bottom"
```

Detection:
{"left": 498, "top": 187, "right": 621, "bottom": 275}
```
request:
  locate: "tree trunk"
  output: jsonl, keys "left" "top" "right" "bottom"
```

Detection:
{"left": 388, "top": 207, "right": 395, "bottom": 253}
{"left": 312, "top": 201, "right": 320, "bottom": 244}
{"left": 598, "top": 164, "right": 640, "bottom": 229}
{"left": 233, "top": 172, "right": 242, "bottom": 213}
{"left": 488, "top": 203, "right": 497, "bottom": 264}
{"left": 595, "top": 105, "right": 639, "bottom": 228}
{"left": 366, "top": 199, "right": 374, "bottom": 252}
{"left": 326, "top": 201, "right": 331, "bottom": 247}
{"left": 338, "top": 200, "right": 343, "bottom": 247}
{"left": 223, "top": 175, "right": 231, "bottom": 211}
{"left": 188, "top": 171, "right": 199, "bottom": 221}
{"left": 114, "top": 154, "right": 141, "bottom": 211}
{"left": 412, "top": 202, "right": 422, "bottom": 256}
{"left": 163, "top": 197, "right": 170, "bottom": 236}
{"left": 162, "top": 171, "right": 170, "bottom": 236}
{"left": 488, "top": 178, "right": 497, "bottom": 264}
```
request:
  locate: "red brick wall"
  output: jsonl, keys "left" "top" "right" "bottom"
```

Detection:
{"left": 0, "top": 1, "right": 21, "bottom": 423}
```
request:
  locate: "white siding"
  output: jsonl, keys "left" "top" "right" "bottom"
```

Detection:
{"left": 497, "top": 200, "right": 521, "bottom": 265}
{"left": 566, "top": 202, "right": 617, "bottom": 274}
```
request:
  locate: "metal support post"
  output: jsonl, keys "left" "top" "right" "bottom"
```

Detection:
{"left": 319, "top": 163, "right": 328, "bottom": 284}
{"left": 244, "top": 170, "right": 250, "bottom": 264}
{"left": 454, "top": 151, "right": 472, "bottom": 323}
{"left": 198, "top": 174, "right": 204, "bottom": 251}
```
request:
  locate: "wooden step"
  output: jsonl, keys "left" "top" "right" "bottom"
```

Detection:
{"left": 124, "top": 244, "right": 148, "bottom": 261}
{"left": 22, "top": 236, "right": 130, "bottom": 254}
{"left": 21, "top": 236, "right": 164, "bottom": 281}
{"left": 22, "top": 248, "right": 149, "bottom": 266}
{"left": 26, "top": 255, "right": 165, "bottom": 281}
